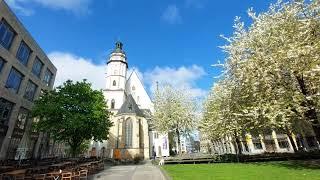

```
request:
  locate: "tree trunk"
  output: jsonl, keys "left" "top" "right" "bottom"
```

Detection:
{"left": 295, "top": 74, "right": 320, "bottom": 143}
{"left": 234, "top": 131, "right": 242, "bottom": 155}
{"left": 234, "top": 131, "right": 242, "bottom": 163}
{"left": 176, "top": 128, "right": 182, "bottom": 156}
{"left": 285, "top": 126, "right": 298, "bottom": 152}
{"left": 287, "top": 134, "right": 298, "bottom": 152}
{"left": 235, "top": 137, "right": 242, "bottom": 155}
{"left": 69, "top": 140, "right": 82, "bottom": 158}
{"left": 168, "top": 132, "right": 175, "bottom": 156}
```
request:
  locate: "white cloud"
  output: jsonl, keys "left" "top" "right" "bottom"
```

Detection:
{"left": 143, "top": 65, "right": 207, "bottom": 98}
{"left": 33, "top": 0, "right": 91, "bottom": 14}
{"left": 5, "top": 0, "right": 92, "bottom": 15}
{"left": 162, "top": 5, "right": 182, "bottom": 24}
{"left": 5, "top": 0, "right": 34, "bottom": 15}
{"left": 48, "top": 52, "right": 105, "bottom": 90}
{"left": 49, "top": 52, "right": 207, "bottom": 98}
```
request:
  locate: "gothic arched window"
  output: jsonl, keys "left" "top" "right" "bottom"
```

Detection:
{"left": 111, "top": 99, "right": 115, "bottom": 109}
{"left": 125, "top": 118, "right": 133, "bottom": 147}
{"left": 113, "top": 80, "right": 116, "bottom": 86}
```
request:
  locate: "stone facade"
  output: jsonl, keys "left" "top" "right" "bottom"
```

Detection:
{"left": 0, "top": 0, "right": 59, "bottom": 160}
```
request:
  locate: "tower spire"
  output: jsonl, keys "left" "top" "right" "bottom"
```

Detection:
{"left": 115, "top": 41, "right": 123, "bottom": 50}
{"left": 111, "top": 41, "right": 125, "bottom": 55}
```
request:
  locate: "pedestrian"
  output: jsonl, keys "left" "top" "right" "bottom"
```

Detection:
{"left": 153, "top": 150, "right": 156, "bottom": 160}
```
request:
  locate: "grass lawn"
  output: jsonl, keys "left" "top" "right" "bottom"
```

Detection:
{"left": 163, "top": 161, "right": 320, "bottom": 180}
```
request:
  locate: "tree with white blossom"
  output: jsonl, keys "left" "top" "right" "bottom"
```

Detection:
{"left": 152, "top": 84, "right": 197, "bottom": 155}
{"left": 201, "top": 0, "right": 320, "bottom": 152}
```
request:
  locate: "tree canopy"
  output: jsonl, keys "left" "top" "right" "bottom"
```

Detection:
{"left": 152, "top": 84, "right": 197, "bottom": 154}
{"left": 31, "top": 80, "right": 112, "bottom": 156}
{"left": 200, "top": 0, "right": 320, "bottom": 152}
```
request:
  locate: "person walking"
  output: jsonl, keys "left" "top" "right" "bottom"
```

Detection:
{"left": 153, "top": 150, "right": 157, "bottom": 160}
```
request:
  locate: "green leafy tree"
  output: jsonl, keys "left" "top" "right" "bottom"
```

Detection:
{"left": 31, "top": 80, "right": 112, "bottom": 157}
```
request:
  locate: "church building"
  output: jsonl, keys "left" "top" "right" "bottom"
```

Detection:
{"left": 89, "top": 42, "right": 169, "bottom": 160}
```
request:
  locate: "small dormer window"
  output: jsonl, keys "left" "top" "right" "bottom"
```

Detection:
{"left": 113, "top": 80, "right": 116, "bottom": 86}
{"left": 128, "top": 104, "right": 133, "bottom": 111}
{"left": 132, "top": 86, "right": 135, "bottom": 91}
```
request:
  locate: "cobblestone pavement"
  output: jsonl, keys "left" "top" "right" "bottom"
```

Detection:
{"left": 90, "top": 161, "right": 166, "bottom": 180}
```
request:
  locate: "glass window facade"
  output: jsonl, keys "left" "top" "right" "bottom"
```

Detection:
{"left": 0, "top": 98, "right": 14, "bottom": 125}
{"left": 16, "top": 41, "right": 31, "bottom": 65}
{"left": 278, "top": 139, "right": 289, "bottom": 149}
{"left": 24, "top": 80, "right": 38, "bottom": 101}
{"left": 43, "top": 69, "right": 53, "bottom": 86}
{"left": 16, "top": 108, "right": 29, "bottom": 130}
{"left": 253, "top": 140, "right": 263, "bottom": 149}
{"left": 0, "top": 20, "right": 15, "bottom": 49}
{"left": 32, "top": 57, "right": 43, "bottom": 77}
{"left": 6, "top": 68, "right": 23, "bottom": 93}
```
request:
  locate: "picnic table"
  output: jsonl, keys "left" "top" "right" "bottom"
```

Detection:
{"left": 0, "top": 166, "right": 14, "bottom": 169}
{"left": 47, "top": 171, "right": 63, "bottom": 180}
{"left": 30, "top": 165, "right": 50, "bottom": 172}
{"left": 79, "top": 162, "right": 91, "bottom": 170}
{"left": 49, "top": 162, "right": 72, "bottom": 167}
{"left": 3, "top": 169, "right": 27, "bottom": 175}
{"left": 79, "top": 161, "right": 99, "bottom": 167}
{"left": 0, "top": 166, "right": 14, "bottom": 173}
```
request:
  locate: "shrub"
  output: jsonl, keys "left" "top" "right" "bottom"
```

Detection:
{"left": 133, "top": 155, "right": 143, "bottom": 164}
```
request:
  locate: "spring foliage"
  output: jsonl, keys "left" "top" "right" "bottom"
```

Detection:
{"left": 200, "top": 0, "right": 320, "bottom": 142}
{"left": 152, "top": 84, "right": 197, "bottom": 153}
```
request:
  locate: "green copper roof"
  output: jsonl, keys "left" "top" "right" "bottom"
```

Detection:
{"left": 112, "top": 41, "right": 125, "bottom": 54}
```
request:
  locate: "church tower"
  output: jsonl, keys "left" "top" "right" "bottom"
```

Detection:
{"left": 90, "top": 41, "right": 169, "bottom": 160}
{"left": 104, "top": 41, "right": 128, "bottom": 110}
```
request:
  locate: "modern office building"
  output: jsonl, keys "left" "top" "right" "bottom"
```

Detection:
{"left": 0, "top": 0, "right": 57, "bottom": 160}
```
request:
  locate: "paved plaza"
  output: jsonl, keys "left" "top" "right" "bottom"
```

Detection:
{"left": 90, "top": 161, "right": 166, "bottom": 180}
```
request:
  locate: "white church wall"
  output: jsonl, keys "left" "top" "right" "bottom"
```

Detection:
{"left": 141, "top": 118, "right": 150, "bottom": 159}
{"left": 126, "top": 71, "right": 153, "bottom": 111}
{"left": 106, "top": 61, "right": 127, "bottom": 90}
{"left": 103, "top": 90, "right": 126, "bottom": 109}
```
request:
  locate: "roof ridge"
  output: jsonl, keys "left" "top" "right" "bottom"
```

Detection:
{"left": 117, "top": 94, "right": 144, "bottom": 117}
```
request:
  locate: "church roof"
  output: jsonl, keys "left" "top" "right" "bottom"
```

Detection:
{"left": 117, "top": 94, "right": 144, "bottom": 117}
{"left": 141, "top": 109, "right": 152, "bottom": 118}
{"left": 126, "top": 70, "right": 153, "bottom": 101}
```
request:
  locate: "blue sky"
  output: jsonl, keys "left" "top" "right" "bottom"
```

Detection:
{"left": 6, "top": 0, "right": 276, "bottom": 98}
